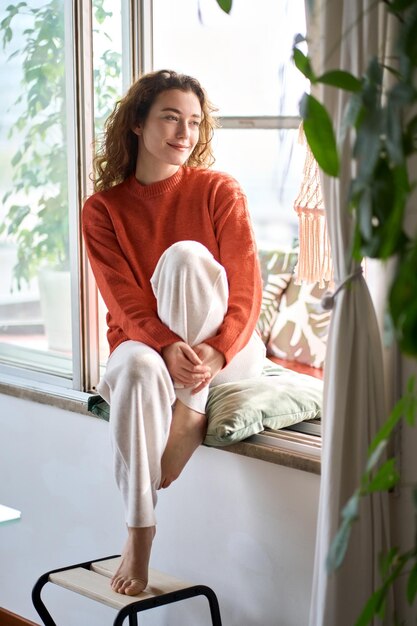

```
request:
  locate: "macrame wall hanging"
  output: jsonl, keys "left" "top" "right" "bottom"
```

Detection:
{"left": 293, "top": 128, "right": 333, "bottom": 287}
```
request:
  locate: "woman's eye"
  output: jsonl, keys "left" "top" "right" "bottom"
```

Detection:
{"left": 166, "top": 115, "right": 178, "bottom": 121}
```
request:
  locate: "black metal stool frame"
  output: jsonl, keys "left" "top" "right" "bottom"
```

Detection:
{"left": 32, "top": 555, "right": 223, "bottom": 626}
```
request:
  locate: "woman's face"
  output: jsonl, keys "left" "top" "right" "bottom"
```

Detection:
{"left": 134, "top": 88, "right": 202, "bottom": 179}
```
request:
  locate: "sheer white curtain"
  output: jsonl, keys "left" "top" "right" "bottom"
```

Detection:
{"left": 306, "top": 1, "right": 393, "bottom": 624}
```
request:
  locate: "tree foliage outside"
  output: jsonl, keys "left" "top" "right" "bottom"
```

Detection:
{"left": 0, "top": 0, "right": 121, "bottom": 289}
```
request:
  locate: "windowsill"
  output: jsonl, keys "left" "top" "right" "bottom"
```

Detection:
{"left": 216, "top": 431, "right": 321, "bottom": 475}
{"left": 0, "top": 376, "right": 321, "bottom": 475}
{"left": 0, "top": 374, "right": 91, "bottom": 416}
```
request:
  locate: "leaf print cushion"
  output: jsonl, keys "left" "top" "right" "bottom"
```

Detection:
{"left": 256, "top": 248, "right": 298, "bottom": 344}
{"left": 267, "top": 280, "right": 331, "bottom": 369}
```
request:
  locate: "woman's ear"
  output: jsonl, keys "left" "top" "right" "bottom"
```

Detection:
{"left": 132, "top": 126, "right": 141, "bottom": 136}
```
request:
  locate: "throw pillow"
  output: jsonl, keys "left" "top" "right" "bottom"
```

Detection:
{"left": 256, "top": 248, "right": 298, "bottom": 344}
{"left": 267, "top": 280, "right": 331, "bottom": 369}
{"left": 204, "top": 361, "right": 322, "bottom": 446}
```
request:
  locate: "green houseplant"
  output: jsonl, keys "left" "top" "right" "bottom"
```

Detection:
{"left": 290, "top": 1, "right": 417, "bottom": 623}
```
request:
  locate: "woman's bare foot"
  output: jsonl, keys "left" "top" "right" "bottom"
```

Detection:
{"left": 111, "top": 526, "right": 156, "bottom": 595}
{"left": 159, "top": 400, "right": 207, "bottom": 489}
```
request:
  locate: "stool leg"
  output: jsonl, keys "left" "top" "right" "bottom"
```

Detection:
{"left": 32, "top": 573, "right": 58, "bottom": 626}
{"left": 128, "top": 613, "right": 138, "bottom": 626}
{"left": 113, "top": 607, "right": 138, "bottom": 626}
{"left": 196, "top": 585, "right": 222, "bottom": 626}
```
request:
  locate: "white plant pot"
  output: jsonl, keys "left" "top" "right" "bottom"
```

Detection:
{"left": 38, "top": 268, "right": 72, "bottom": 353}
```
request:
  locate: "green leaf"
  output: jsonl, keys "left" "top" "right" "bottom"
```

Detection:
{"left": 404, "top": 394, "right": 417, "bottom": 427}
{"left": 5, "top": 204, "right": 30, "bottom": 235}
{"left": 293, "top": 47, "right": 316, "bottom": 82}
{"left": 342, "top": 490, "right": 361, "bottom": 522}
{"left": 407, "top": 562, "right": 417, "bottom": 604}
{"left": 317, "top": 69, "right": 362, "bottom": 92}
{"left": 326, "top": 518, "right": 353, "bottom": 572}
{"left": 354, "top": 109, "right": 382, "bottom": 185}
{"left": 365, "top": 458, "right": 399, "bottom": 493}
{"left": 407, "top": 375, "right": 416, "bottom": 395}
{"left": 389, "top": 242, "right": 417, "bottom": 357}
{"left": 404, "top": 113, "right": 417, "bottom": 156}
{"left": 378, "top": 165, "right": 409, "bottom": 259}
{"left": 4, "top": 26, "right": 12, "bottom": 44}
{"left": 11, "top": 150, "right": 22, "bottom": 167}
{"left": 340, "top": 92, "right": 363, "bottom": 146}
{"left": 326, "top": 491, "right": 360, "bottom": 572}
{"left": 366, "top": 56, "right": 383, "bottom": 88}
{"left": 385, "top": 100, "right": 404, "bottom": 166}
{"left": 355, "top": 587, "right": 387, "bottom": 626}
{"left": 402, "top": 3, "right": 417, "bottom": 52}
{"left": 368, "top": 394, "right": 406, "bottom": 455}
{"left": 386, "top": 0, "right": 417, "bottom": 10}
{"left": 384, "top": 82, "right": 414, "bottom": 165}
{"left": 366, "top": 440, "right": 388, "bottom": 473}
{"left": 379, "top": 547, "right": 399, "bottom": 579}
{"left": 216, "top": 0, "right": 232, "bottom": 12}
{"left": 357, "top": 186, "right": 373, "bottom": 241}
{"left": 300, "top": 93, "right": 339, "bottom": 177}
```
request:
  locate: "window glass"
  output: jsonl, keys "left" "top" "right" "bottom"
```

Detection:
{"left": 152, "top": 0, "right": 306, "bottom": 117}
{"left": 0, "top": 0, "right": 125, "bottom": 381}
{"left": 213, "top": 128, "right": 304, "bottom": 249}
{"left": 153, "top": 0, "right": 307, "bottom": 251}
{"left": 0, "top": 0, "right": 73, "bottom": 377}
{"left": 91, "top": 1, "right": 125, "bottom": 365}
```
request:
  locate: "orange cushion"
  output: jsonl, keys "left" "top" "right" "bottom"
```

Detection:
{"left": 268, "top": 355, "right": 324, "bottom": 380}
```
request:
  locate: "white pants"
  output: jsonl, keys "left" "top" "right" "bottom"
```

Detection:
{"left": 98, "top": 241, "right": 266, "bottom": 527}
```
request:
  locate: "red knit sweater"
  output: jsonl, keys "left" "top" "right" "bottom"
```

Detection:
{"left": 82, "top": 166, "right": 262, "bottom": 364}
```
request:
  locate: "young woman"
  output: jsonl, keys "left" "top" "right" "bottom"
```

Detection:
{"left": 82, "top": 69, "right": 266, "bottom": 596}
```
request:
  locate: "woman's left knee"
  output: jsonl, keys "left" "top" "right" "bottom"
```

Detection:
{"left": 160, "top": 240, "right": 213, "bottom": 270}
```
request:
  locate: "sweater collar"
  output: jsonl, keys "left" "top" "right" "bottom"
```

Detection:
{"left": 128, "top": 167, "right": 185, "bottom": 199}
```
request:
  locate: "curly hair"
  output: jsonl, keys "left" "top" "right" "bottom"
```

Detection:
{"left": 93, "top": 69, "right": 219, "bottom": 192}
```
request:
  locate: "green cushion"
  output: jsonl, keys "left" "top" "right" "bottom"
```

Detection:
{"left": 204, "top": 361, "right": 322, "bottom": 446}
{"left": 87, "top": 361, "right": 322, "bottom": 447}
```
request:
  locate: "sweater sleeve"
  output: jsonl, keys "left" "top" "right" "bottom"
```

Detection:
{"left": 82, "top": 195, "right": 181, "bottom": 353}
{"left": 204, "top": 180, "right": 262, "bottom": 364}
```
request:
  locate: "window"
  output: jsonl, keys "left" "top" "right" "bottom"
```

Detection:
{"left": 152, "top": 0, "right": 307, "bottom": 248}
{"left": 0, "top": 0, "right": 129, "bottom": 389}
{"left": 0, "top": 0, "right": 309, "bottom": 396}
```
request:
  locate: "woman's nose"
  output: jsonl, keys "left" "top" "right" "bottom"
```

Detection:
{"left": 176, "top": 120, "right": 189, "bottom": 138}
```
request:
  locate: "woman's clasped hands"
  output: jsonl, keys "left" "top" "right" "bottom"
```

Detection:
{"left": 162, "top": 341, "right": 225, "bottom": 393}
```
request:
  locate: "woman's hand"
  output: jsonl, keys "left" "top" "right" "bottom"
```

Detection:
{"left": 162, "top": 341, "right": 211, "bottom": 387}
{"left": 191, "top": 343, "right": 225, "bottom": 393}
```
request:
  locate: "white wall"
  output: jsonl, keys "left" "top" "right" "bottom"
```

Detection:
{"left": 0, "top": 393, "right": 320, "bottom": 626}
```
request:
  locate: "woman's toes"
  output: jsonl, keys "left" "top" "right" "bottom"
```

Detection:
{"left": 124, "top": 579, "right": 147, "bottom": 596}
{"left": 111, "top": 576, "right": 122, "bottom": 592}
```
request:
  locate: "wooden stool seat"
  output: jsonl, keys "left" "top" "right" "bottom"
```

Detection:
{"left": 32, "top": 555, "right": 222, "bottom": 625}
